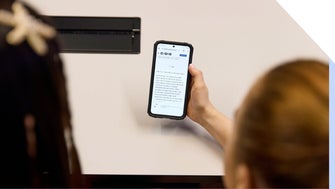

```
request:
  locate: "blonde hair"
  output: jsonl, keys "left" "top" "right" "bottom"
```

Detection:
{"left": 235, "top": 60, "right": 329, "bottom": 188}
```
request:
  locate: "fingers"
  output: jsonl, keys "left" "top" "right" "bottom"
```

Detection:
{"left": 187, "top": 64, "right": 211, "bottom": 124}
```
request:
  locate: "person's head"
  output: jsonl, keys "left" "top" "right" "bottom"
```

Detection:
{"left": 0, "top": 0, "right": 81, "bottom": 187}
{"left": 225, "top": 59, "right": 329, "bottom": 188}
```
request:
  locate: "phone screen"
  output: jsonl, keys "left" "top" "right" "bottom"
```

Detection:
{"left": 148, "top": 41, "right": 193, "bottom": 119}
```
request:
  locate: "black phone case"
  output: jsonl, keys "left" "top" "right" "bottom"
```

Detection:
{"left": 147, "top": 40, "right": 194, "bottom": 120}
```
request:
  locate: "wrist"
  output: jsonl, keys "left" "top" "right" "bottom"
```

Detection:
{"left": 198, "top": 103, "right": 218, "bottom": 128}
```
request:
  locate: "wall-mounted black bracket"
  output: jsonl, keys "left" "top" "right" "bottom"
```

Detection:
{"left": 46, "top": 16, "right": 141, "bottom": 54}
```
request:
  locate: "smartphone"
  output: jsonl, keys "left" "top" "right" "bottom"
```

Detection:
{"left": 148, "top": 40, "right": 193, "bottom": 119}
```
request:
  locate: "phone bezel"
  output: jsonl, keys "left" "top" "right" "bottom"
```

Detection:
{"left": 147, "top": 40, "right": 194, "bottom": 120}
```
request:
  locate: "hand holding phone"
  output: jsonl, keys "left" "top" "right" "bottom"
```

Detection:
{"left": 147, "top": 40, "right": 193, "bottom": 119}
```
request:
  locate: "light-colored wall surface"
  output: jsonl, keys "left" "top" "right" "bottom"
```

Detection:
{"left": 24, "top": 0, "right": 327, "bottom": 175}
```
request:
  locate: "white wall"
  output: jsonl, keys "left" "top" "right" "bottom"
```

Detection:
{"left": 24, "top": 0, "right": 327, "bottom": 175}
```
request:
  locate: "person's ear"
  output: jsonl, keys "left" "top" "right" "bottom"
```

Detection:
{"left": 235, "top": 163, "right": 254, "bottom": 189}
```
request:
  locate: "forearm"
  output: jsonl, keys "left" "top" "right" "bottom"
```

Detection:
{"left": 198, "top": 104, "right": 233, "bottom": 148}
{"left": 187, "top": 64, "right": 233, "bottom": 148}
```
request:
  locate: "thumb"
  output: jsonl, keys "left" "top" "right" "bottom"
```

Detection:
{"left": 189, "top": 64, "right": 204, "bottom": 83}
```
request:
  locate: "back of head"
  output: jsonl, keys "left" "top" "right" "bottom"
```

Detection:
{"left": 235, "top": 60, "right": 329, "bottom": 188}
{"left": 0, "top": 0, "right": 82, "bottom": 187}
